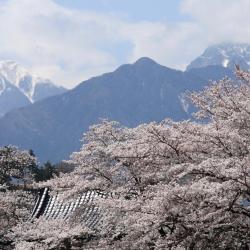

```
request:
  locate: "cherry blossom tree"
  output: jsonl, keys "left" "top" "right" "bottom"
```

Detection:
{"left": 0, "top": 146, "right": 36, "bottom": 186}
{"left": 0, "top": 146, "right": 36, "bottom": 249}
{"left": 10, "top": 219, "right": 93, "bottom": 250}
{"left": 10, "top": 69, "right": 250, "bottom": 249}
{"left": 65, "top": 119, "right": 249, "bottom": 249}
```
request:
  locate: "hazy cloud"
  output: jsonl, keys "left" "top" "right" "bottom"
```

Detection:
{"left": 0, "top": 0, "right": 249, "bottom": 87}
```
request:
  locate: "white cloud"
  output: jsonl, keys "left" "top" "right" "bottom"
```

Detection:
{"left": 0, "top": 0, "right": 121, "bottom": 87}
{"left": 0, "top": 0, "right": 249, "bottom": 88}
{"left": 181, "top": 0, "right": 250, "bottom": 43}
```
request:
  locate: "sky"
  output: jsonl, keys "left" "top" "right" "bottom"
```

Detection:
{"left": 0, "top": 0, "right": 250, "bottom": 88}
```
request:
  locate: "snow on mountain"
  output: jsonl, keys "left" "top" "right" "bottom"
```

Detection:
{"left": 179, "top": 93, "right": 189, "bottom": 113}
{"left": 0, "top": 76, "right": 31, "bottom": 117}
{"left": 0, "top": 60, "right": 66, "bottom": 117}
{"left": 187, "top": 43, "right": 250, "bottom": 71}
{"left": 0, "top": 77, "right": 6, "bottom": 96}
{"left": 0, "top": 60, "right": 65, "bottom": 103}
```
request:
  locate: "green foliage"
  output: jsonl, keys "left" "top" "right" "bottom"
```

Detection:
{"left": 55, "top": 161, "right": 75, "bottom": 174}
{"left": 28, "top": 149, "right": 75, "bottom": 182}
{"left": 32, "top": 161, "right": 58, "bottom": 182}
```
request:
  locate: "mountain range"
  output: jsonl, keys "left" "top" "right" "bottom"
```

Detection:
{"left": 0, "top": 43, "right": 245, "bottom": 162}
{"left": 0, "top": 61, "right": 66, "bottom": 117}
{"left": 187, "top": 43, "right": 250, "bottom": 71}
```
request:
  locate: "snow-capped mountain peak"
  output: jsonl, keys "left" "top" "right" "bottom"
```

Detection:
{"left": 0, "top": 60, "right": 27, "bottom": 85}
{"left": 0, "top": 60, "right": 66, "bottom": 117}
{"left": 0, "top": 60, "right": 55, "bottom": 102}
{"left": 187, "top": 43, "right": 250, "bottom": 71}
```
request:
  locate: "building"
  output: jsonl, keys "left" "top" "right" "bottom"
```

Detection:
{"left": 30, "top": 188, "right": 108, "bottom": 229}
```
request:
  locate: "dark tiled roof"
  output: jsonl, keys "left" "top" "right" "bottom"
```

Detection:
{"left": 30, "top": 188, "right": 107, "bottom": 229}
